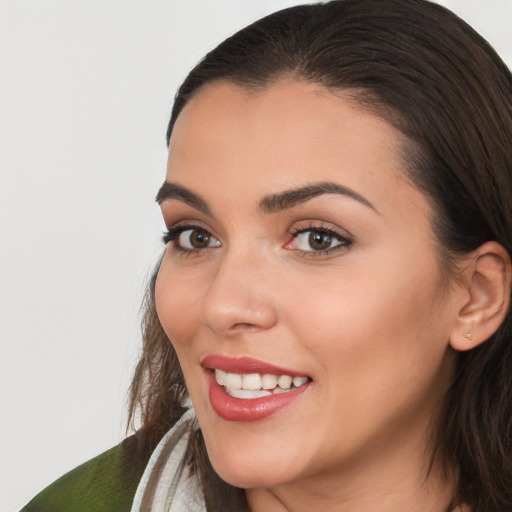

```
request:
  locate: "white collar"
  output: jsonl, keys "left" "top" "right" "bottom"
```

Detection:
{"left": 130, "top": 408, "right": 206, "bottom": 512}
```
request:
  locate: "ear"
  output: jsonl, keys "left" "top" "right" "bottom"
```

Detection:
{"left": 450, "top": 241, "right": 511, "bottom": 351}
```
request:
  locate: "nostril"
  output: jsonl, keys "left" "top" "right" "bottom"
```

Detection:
{"left": 232, "top": 322, "right": 258, "bottom": 329}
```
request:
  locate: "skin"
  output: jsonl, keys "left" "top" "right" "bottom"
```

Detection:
{"left": 155, "top": 80, "right": 471, "bottom": 511}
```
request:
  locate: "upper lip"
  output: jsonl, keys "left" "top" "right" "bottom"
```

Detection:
{"left": 201, "top": 354, "right": 310, "bottom": 377}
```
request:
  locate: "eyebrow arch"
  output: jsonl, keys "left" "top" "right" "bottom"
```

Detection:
{"left": 259, "top": 181, "right": 377, "bottom": 214}
{"left": 156, "top": 180, "right": 377, "bottom": 216}
{"left": 156, "top": 181, "right": 211, "bottom": 215}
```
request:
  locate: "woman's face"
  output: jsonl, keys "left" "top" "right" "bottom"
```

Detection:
{"left": 155, "top": 80, "right": 462, "bottom": 492}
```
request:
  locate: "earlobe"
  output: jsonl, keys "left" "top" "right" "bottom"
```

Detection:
{"left": 450, "top": 241, "right": 511, "bottom": 352}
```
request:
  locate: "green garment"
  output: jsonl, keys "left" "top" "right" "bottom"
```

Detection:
{"left": 20, "top": 435, "right": 150, "bottom": 512}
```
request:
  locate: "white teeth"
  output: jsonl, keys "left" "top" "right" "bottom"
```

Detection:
{"left": 277, "top": 375, "right": 292, "bottom": 389}
{"left": 293, "top": 376, "right": 308, "bottom": 387}
{"left": 242, "top": 373, "right": 262, "bottom": 390}
{"left": 215, "top": 369, "right": 227, "bottom": 386}
{"left": 223, "top": 372, "right": 242, "bottom": 390}
{"left": 227, "top": 389, "right": 272, "bottom": 399}
{"left": 214, "top": 369, "right": 309, "bottom": 398}
{"left": 261, "top": 374, "right": 277, "bottom": 389}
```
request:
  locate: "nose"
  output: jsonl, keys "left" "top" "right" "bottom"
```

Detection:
{"left": 200, "top": 248, "right": 278, "bottom": 337}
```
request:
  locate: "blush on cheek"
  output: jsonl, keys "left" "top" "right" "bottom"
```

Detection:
{"left": 155, "top": 269, "right": 181, "bottom": 338}
{"left": 154, "top": 267, "right": 203, "bottom": 348}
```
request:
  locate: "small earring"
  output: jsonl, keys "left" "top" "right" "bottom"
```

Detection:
{"left": 463, "top": 332, "right": 472, "bottom": 341}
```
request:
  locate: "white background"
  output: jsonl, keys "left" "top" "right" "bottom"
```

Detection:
{"left": 1, "top": 1, "right": 511, "bottom": 510}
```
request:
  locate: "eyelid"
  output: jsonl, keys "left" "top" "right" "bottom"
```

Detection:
{"left": 162, "top": 218, "right": 213, "bottom": 237}
{"left": 284, "top": 222, "right": 353, "bottom": 256}
{"left": 162, "top": 222, "right": 221, "bottom": 250}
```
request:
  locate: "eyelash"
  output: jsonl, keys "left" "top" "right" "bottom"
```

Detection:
{"left": 286, "top": 225, "right": 352, "bottom": 257}
{"left": 162, "top": 226, "right": 189, "bottom": 245}
{"left": 162, "top": 224, "right": 352, "bottom": 257}
{"left": 162, "top": 225, "right": 220, "bottom": 254}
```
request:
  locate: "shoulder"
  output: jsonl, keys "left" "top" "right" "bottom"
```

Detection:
{"left": 20, "top": 434, "right": 151, "bottom": 512}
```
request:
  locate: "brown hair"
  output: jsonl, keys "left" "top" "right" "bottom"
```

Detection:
{"left": 129, "top": 1, "right": 512, "bottom": 510}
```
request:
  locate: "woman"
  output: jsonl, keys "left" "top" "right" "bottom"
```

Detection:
{"left": 22, "top": 0, "right": 512, "bottom": 511}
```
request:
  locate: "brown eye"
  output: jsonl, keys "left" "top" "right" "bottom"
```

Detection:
{"left": 308, "top": 231, "right": 332, "bottom": 251}
{"left": 177, "top": 228, "right": 221, "bottom": 250}
{"left": 289, "top": 228, "right": 352, "bottom": 254}
{"left": 189, "top": 230, "right": 210, "bottom": 248}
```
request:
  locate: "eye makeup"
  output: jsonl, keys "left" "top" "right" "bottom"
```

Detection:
{"left": 162, "top": 219, "right": 353, "bottom": 261}
{"left": 163, "top": 224, "right": 221, "bottom": 254}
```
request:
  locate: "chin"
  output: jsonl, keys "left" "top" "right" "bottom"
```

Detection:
{"left": 202, "top": 432, "right": 301, "bottom": 489}
{"left": 209, "top": 456, "right": 291, "bottom": 489}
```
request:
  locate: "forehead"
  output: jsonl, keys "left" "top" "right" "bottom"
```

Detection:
{"left": 169, "top": 79, "right": 405, "bottom": 161}
{"left": 166, "top": 79, "right": 425, "bottom": 220}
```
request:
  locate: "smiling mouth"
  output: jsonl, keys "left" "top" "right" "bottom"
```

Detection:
{"left": 203, "top": 355, "right": 312, "bottom": 421}
{"left": 215, "top": 369, "right": 311, "bottom": 399}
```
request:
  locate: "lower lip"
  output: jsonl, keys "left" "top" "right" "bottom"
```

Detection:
{"left": 206, "top": 371, "right": 310, "bottom": 422}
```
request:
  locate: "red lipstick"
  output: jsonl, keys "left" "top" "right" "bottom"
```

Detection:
{"left": 201, "top": 355, "right": 309, "bottom": 377}
{"left": 202, "top": 355, "right": 311, "bottom": 422}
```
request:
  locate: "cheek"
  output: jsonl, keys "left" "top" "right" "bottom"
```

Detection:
{"left": 154, "top": 262, "right": 211, "bottom": 409}
{"left": 280, "top": 256, "right": 455, "bottom": 461}
{"left": 154, "top": 259, "right": 202, "bottom": 351}
{"left": 290, "top": 251, "right": 451, "bottom": 389}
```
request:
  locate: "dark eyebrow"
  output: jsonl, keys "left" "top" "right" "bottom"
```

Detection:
{"left": 156, "top": 181, "right": 211, "bottom": 215}
{"left": 259, "top": 182, "right": 377, "bottom": 214}
{"left": 156, "top": 180, "right": 377, "bottom": 216}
